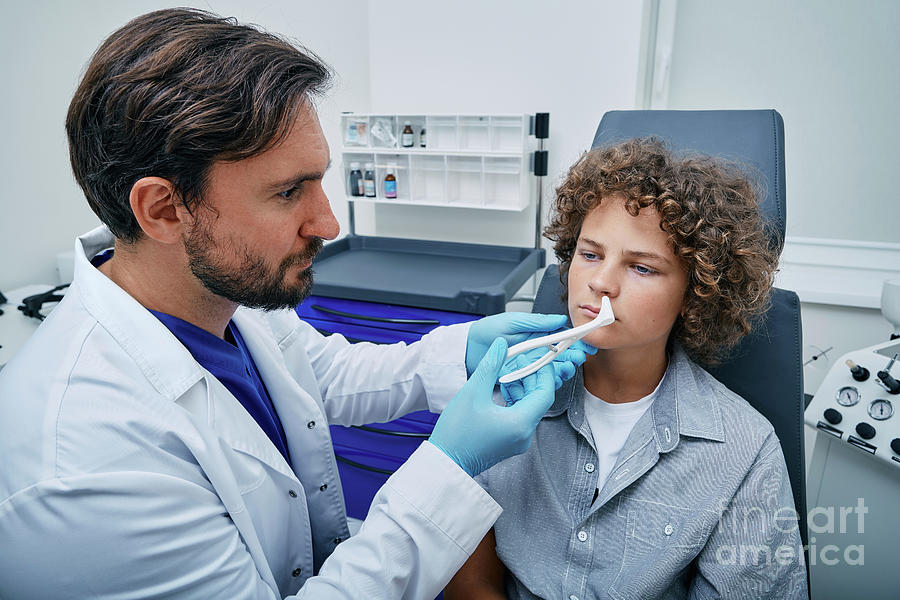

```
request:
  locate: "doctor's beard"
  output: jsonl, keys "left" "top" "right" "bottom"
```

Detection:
{"left": 184, "top": 219, "right": 324, "bottom": 312}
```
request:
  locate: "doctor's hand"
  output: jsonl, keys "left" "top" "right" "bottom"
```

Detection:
{"left": 430, "top": 338, "right": 556, "bottom": 477}
{"left": 466, "top": 312, "right": 596, "bottom": 384}
{"left": 498, "top": 337, "right": 595, "bottom": 406}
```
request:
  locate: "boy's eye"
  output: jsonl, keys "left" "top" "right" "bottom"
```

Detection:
{"left": 580, "top": 251, "right": 598, "bottom": 260}
{"left": 633, "top": 264, "right": 656, "bottom": 275}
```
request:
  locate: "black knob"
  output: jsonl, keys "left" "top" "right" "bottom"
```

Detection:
{"left": 891, "top": 438, "right": 900, "bottom": 455}
{"left": 823, "top": 408, "right": 843, "bottom": 425}
{"left": 846, "top": 360, "right": 869, "bottom": 382}
{"left": 877, "top": 370, "right": 900, "bottom": 394}
{"left": 856, "top": 422, "right": 876, "bottom": 440}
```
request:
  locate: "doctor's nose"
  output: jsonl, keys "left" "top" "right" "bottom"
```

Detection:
{"left": 300, "top": 184, "right": 340, "bottom": 241}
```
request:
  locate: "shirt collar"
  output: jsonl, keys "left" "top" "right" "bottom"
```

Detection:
{"left": 545, "top": 343, "right": 726, "bottom": 451}
{"left": 73, "top": 226, "right": 206, "bottom": 401}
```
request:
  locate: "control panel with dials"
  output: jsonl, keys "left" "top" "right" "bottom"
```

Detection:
{"left": 805, "top": 338, "right": 900, "bottom": 469}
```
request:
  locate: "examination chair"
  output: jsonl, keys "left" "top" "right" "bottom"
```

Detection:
{"left": 532, "top": 110, "right": 808, "bottom": 556}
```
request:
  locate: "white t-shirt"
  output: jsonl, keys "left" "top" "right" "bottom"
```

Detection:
{"left": 582, "top": 373, "right": 666, "bottom": 492}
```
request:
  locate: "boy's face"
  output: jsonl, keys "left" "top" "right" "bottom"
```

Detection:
{"left": 567, "top": 195, "right": 688, "bottom": 359}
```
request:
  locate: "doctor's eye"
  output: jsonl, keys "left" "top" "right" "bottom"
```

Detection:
{"left": 278, "top": 185, "right": 302, "bottom": 201}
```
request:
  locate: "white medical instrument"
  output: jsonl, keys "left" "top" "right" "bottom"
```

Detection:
{"left": 498, "top": 296, "right": 615, "bottom": 384}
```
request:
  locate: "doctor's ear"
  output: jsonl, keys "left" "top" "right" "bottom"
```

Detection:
{"left": 129, "top": 177, "right": 184, "bottom": 244}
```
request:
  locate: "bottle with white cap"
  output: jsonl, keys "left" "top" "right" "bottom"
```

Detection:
{"left": 363, "top": 162, "right": 376, "bottom": 197}
{"left": 349, "top": 162, "right": 363, "bottom": 197}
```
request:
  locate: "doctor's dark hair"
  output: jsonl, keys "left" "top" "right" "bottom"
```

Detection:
{"left": 545, "top": 138, "right": 779, "bottom": 365}
{"left": 65, "top": 8, "right": 333, "bottom": 243}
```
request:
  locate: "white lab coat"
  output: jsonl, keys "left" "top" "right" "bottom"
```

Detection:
{"left": 0, "top": 226, "right": 501, "bottom": 599}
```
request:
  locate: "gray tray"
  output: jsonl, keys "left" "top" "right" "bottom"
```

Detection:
{"left": 310, "top": 236, "right": 545, "bottom": 315}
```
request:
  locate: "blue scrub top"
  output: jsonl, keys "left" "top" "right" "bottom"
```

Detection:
{"left": 91, "top": 249, "right": 292, "bottom": 465}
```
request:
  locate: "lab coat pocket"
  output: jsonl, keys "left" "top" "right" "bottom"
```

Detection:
{"left": 609, "top": 499, "right": 713, "bottom": 600}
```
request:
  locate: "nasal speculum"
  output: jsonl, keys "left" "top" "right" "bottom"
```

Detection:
{"left": 498, "top": 296, "right": 614, "bottom": 384}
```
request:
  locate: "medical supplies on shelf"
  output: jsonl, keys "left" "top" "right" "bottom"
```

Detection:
{"left": 340, "top": 113, "right": 539, "bottom": 211}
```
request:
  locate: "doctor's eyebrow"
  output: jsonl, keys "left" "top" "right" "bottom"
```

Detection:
{"left": 578, "top": 237, "right": 672, "bottom": 265}
{"left": 267, "top": 159, "right": 332, "bottom": 192}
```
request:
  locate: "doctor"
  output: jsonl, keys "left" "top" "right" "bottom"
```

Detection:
{"left": 0, "top": 8, "right": 591, "bottom": 599}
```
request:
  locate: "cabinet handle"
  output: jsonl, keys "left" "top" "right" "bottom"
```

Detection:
{"left": 310, "top": 304, "right": 440, "bottom": 325}
{"left": 335, "top": 453, "right": 396, "bottom": 475}
{"left": 352, "top": 424, "right": 431, "bottom": 438}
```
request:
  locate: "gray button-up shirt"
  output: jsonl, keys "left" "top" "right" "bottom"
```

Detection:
{"left": 477, "top": 345, "right": 808, "bottom": 599}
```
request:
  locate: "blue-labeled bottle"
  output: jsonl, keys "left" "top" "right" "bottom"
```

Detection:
{"left": 384, "top": 167, "right": 397, "bottom": 199}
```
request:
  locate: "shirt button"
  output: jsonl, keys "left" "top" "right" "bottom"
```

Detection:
{"left": 307, "top": 420, "right": 316, "bottom": 429}
{"left": 292, "top": 567, "right": 302, "bottom": 577}
{"left": 334, "top": 537, "right": 343, "bottom": 545}
{"left": 584, "top": 463, "right": 595, "bottom": 473}
{"left": 665, "top": 524, "right": 674, "bottom": 536}
{"left": 288, "top": 490, "right": 298, "bottom": 498}
{"left": 319, "top": 483, "right": 328, "bottom": 492}
{"left": 577, "top": 530, "right": 588, "bottom": 542}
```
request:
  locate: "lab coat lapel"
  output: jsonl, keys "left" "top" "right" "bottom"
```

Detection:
{"left": 198, "top": 371, "right": 297, "bottom": 481}
{"left": 230, "top": 309, "right": 329, "bottom": 469}
{"left": 175, "top": 379, "right": 281, "bottom": 594}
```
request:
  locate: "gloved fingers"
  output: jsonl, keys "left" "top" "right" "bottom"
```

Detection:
{"left": 552, "top": 360, "right": 575, "bottom": 384}
{"left": 508, "top": 364, "right": 557, "bottom": 423}
{"left": 567, "top": 339, "right": 598, "bottom": 356}
{"left": 503, "top": 312, "right": 569, "bottom": 334}
{"left": 469, "top": 337, "right": 508, "bottom": 390}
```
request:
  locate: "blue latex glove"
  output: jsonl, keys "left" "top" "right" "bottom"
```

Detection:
{"left": 466, "top": 312, "right": 596, "bottom": 402}
{"left": 499, "top": 338, "right": 596, "bottom": 406}
{"left": 465, "top": 313, "right": 569, "bottom": 376}
{"left": 430, "top": 338, "right": 556, "bottom": 477}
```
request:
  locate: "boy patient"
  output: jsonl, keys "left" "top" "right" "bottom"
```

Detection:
{"left": 446, "top": 138, "right": 807, "bottom": 599}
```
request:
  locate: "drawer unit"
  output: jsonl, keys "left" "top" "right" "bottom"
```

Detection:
{"left": 296, "top": 296, "right": 478, "bottom": 519}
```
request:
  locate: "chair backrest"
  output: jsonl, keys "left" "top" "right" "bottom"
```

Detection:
{"left": 537, "top": 110, "right": 807, "bottom": 549}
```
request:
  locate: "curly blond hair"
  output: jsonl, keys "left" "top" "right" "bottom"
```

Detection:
{"left": 545, "top": 137, "right": 778, "bottom": 365}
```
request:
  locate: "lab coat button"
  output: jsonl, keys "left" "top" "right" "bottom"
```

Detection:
{"left": 584, "top": 463, "right": 595, "bottom": 473}
{"left": 292, "top": 567, "right": 302, "bottom": 577}
{"left": 307, "top": 420, "right": 316, "bottom": 429}
{"left": 288, "top": 489, "right": 298, "bottom": 498}
{"left": 319, "top": 483, "right": 328, "bottom": 492}
{"left": 664, "top": 524, "right": 674, "bottom": 536}
{"left": 577, "top": 530, "right": 588, "bottom": 542}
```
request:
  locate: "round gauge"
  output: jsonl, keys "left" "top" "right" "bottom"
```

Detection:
{"left": 868, "top": 399, "right": 893, "bottom": 421}
{"left": 836, "top": 386, "right": 860, "bottom": 407}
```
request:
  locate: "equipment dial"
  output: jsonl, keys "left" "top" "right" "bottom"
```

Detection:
{"left": 836, "top": 386, "right": 860, "bottom": 407}
{"left": 868, "top": 398, "right": 893, "bottom": 421}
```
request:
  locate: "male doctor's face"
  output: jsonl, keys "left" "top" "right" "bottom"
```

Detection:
{"left": 183, "top": 104, "right": 339, "bottom": 311}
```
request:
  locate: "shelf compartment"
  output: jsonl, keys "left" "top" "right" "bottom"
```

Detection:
{"left": 447, "top": 157, "right": 483, "bottom": 206}
{"left": 342, "top": 116, "right": 369, "bottom": 147}
{"left": 397, "top": 114, "right": 426, "bottom": 149}
{"left": 490, "top": 116, "right": 525, "bottom": 151}
{"left": 342, "top": 153, "right": 376, "bottom": 197}
{"left": 459, "top": 115, "right": 490, "bottom": 151}
{"left": 426, "top": 116, "right": 458, "bottom": 150}
{"left": 368, "top": 115, "right": 398, "bottom": 148}
{"left": 484, "top": 171, "right": 523, "bottom": 210}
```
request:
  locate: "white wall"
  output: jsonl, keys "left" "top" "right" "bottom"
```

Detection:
{"left": 364, "top": 0, "right": 644, "bottom": 250}
{"left": 656, "top": 0, "right": 900, "bottom": 400}
{"left": 663, "top": 0, "right": 900, "bottom": 245}
{"left": 0, "top": 0, "right": 372, "bottom": 291}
